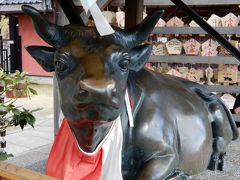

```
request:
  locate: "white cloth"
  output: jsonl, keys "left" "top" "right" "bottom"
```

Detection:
{"left": 79, "top": 0, "right": 115, "bottom": 36}
{"left": 125, "top": 90, "right": 134, "bottom": 127}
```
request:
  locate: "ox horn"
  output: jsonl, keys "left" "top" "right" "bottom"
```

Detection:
{"left": 115, "top": 10, "right": 164, "bottom": 49}
{"left": 22, "top": 5, "right": 68, "bottom": 48}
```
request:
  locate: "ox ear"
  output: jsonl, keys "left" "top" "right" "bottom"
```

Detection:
{"left": 129, "top": 44, "right": 152, "bottom": 72}
{"left": 25, "top": 46, "right": 55, "bottom": 72}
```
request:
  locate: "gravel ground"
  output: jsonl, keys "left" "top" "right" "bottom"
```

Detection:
{"left": 12, "top": 132, "right": 239, "bottom": 179}
{"left": 192, "top": 135, "right": 240, "bottom": 180}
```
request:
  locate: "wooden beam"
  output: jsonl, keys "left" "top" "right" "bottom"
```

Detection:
{"left": 153, "top": 27, "right": 240, "bottom": 35}
{"left": 125, "top": 0, "right": 144, "bottom": 28}
{"left": 57, "top": 0, "right": 84, "bottom": 25}
{"left": 162, "top": 6, "right": 177, "bottom": 19}
{"left": 0, "top": 161, "right": 57, "bottom": 180}
{"left": 231, "top": 5, "right": 240, "bottom": 15}
{"left": 111, "top": 0, "right": 240, "bottom": 6}
{"left": 149, "top": 55, "right": 240, "bottom": 65}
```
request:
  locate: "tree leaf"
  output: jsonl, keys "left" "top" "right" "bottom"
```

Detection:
{"left": 19, "top": 119, "right": 27, "bottom": 130}
{"left": 29, "top": 82, "right": 39, "bottom": 86}
{"left": 0, "top": 105, "right": 7, "bottom": 112}
{"left": 28, "top": 88, "right": 38, "bottom": 95}
{"left": 26, "top": 115, "right": 35, "bottom": 128}
{"left": 12, "top": 109, "right": 21, "bottom": 115}
{"left": 20, "top": 72, "right": 27, "bottom": 77}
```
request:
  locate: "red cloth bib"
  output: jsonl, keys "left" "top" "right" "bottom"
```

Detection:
{"left": 46, "top": 119, "right": 103, "bottom": 180}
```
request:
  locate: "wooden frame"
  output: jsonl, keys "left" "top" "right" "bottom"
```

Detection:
{"left": 125, "top": 0, "right": 144, "bottom": 28}
{"left": 111, "top": 0, "right": 240, "bottom": 6}
{"left": 0, "top": 161, "right": 57, "bottom": 180}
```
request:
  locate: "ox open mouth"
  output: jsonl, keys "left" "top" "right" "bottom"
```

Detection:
{"left": 76, "top": 102, "right": 120, "bottom": 112}
{"left": 77, "top": 104, "right": 93, "bottom": 111}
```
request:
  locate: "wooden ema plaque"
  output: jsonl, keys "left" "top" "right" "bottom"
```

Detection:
{"left": 221, "top": 94, "right": 236, "bottom": 109}
{"left": 183, "top": 38, "right": 201, "bottom": 56}
{"left": 152, "top": 43, "right": 167, "bottom": 56}
{"left": 162, "top": 66, "right": 172, "bottom": 73}
{"left": 157, "top": 66, "right": 165, "bottom": 73}
{"left": 201, "top": 39, "right": 218, "bottom": 56}
{"left": 201, "top": 47, "right": 218, "bottom": 56}
{"left": 182, "top": 72, "right": 197, "bottom": 82}
{"left": 166, "top": 38, "right": 182, "bottom": 55}
{"left": 189, "top": 20, "right": 199, "bottom": 27}
{"left": 102, "top": 11, "right": 116, "bottom": 24}
{"left": 205, "top": 67, "right": 214, "bottom": 85}
{"left": 116, "top": 9, "right": 125, "bottom": 28}
{"left": 202, "top": 39, "right": 219, "bottom": 50}
{"left": 189, "top": 68, "right": 201, "bottom": 82}
{"left": 221, "top": 13, "right": 239, "bottom": 27}
{"left": 207, "top": 14, "right": 222, "bottom": 27}
{"left": 218, "top": 64, "right": 238, "bottom": 83}
{"left": 156, "top": 18, "right": 166, "bottom": 27}
{"left": 166, "top": 16, "right": 184, "bottom": 27}
{"left": 167, "top": 67, "right": 197, "bottom": 82}
{"left": 213, "top": 68, "right": 218, "bottom": 80}
{"left": 166, "top": 69, "right": 182, "bottom": 77}
{"left": 145, "top": 63, "right": 155, "bottom": 71}
{"left": 220, "top": 40, "right": 239, "bottom": 56}
{"left": 178, "top": 66, "right": 189, "bottom": 74}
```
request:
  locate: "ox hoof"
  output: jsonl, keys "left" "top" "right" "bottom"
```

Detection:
{"left": 208, "top": 152, "right": 226, "bottom": 171}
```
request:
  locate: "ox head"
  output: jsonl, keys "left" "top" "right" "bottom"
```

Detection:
{"left": 22, "top": 5, "right": 163, "bottom": 123}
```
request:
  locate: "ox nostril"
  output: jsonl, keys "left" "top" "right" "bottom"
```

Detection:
{"left": 79, "top": 89, "right": 89, "bottom": 97}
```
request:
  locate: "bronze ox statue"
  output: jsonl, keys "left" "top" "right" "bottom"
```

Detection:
{"left": 22, "top": 5, "right": 239, "bottom": 180}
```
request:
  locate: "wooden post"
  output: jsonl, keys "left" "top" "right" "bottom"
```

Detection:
{"left": 57, "top": 0, "right": 84, "bottom": 25}
{"left": 9, "top": 15, "right": 22, "bottom": 73}
{"left": 125, "top": 0, "right": 144, "bottom": 28}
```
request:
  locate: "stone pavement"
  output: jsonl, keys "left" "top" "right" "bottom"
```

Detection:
{"left": 5, "top": 118, "right": 53, "bottom": 174}
{"left": 3, "top": 77, "right": 54, "bottom": 174}
{"left": 5, "top": 116, "right": 53, "bottom": 156}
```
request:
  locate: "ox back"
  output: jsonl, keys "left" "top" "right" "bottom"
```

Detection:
{"left": 120, "top": 69, "right": 238, "bottom": 179}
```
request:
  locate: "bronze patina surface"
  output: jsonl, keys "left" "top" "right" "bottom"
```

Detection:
{"left": 22, "top": 5, "right": 238, "bottom": 180}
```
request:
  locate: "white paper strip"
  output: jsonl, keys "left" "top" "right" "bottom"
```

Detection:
{"left": 81, "top": 0, "right": 95, "bottom": 12}
{"left": 125, "top": 90, "right": 134, "bottom": 128}
{"left": 79, "top": 0, "right": 115, "bottom": 36}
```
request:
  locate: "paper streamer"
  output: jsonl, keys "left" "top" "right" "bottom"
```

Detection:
{"left": 125, "top": 90, "right": 134, "bottom": 128}
{"left": 79, "top": 0, "right": 115, "bottom": 36}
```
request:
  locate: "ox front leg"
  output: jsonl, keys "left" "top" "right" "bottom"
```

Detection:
{"left": 135, "top": 154, "right": 178, "bottom": 180}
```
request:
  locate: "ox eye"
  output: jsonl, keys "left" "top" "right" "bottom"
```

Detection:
{"left": 119, "top": 59, "right": 130, "bottom": 71}
{"left": 55, "top": 60, "right": 68, "bottom": 72}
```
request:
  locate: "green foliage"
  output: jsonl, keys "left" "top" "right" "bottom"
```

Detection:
{"left": 0, "top": 69, "right": 41, "bottom": 160}
{"left": 3, "top": 70, "right": 39, "bottom": 97}
{"left": 12, "top": 108, "right": 41, "bottom": 130}
{"left": 0, "top": 69, "right": 41, "bottom": 133}
{"left": 0, "top": 152, "right": 13, "bottom": 161}
{"left": 28, "top": 88, "right": 38, "bottom": 95}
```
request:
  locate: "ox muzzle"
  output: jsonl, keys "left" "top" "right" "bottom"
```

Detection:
{"left": 75, "top": 77, "right": 121, "bottom": 109}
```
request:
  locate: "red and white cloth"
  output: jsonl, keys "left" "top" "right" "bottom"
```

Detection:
{"left": 46, "top": 116, "right": 123, "bottom": 180}
{"left": 46, "top": 90, "right": 133, "bottom": 180}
